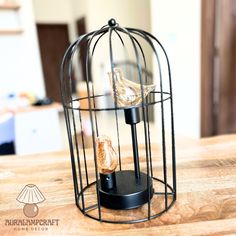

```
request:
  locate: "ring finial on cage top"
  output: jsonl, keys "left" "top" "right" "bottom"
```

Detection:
{"left": 108, "top": 18, "right": 117, "bottom": 27}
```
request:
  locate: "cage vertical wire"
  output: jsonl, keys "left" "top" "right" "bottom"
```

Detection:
{"left": 60, "top": 19, "right": 176, "bottom": 223}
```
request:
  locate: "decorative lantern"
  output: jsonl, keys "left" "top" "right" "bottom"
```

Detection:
{"left": 60, "top": 19, "right": 176, "bottom": 223}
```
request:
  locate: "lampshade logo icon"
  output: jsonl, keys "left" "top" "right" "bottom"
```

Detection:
{"left": 16, "top": 184, "right": 46, "bottom": 218}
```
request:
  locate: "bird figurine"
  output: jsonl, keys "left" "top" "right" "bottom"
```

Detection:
{"left": 108, "top": 67, "right": 155, "bottom": 106}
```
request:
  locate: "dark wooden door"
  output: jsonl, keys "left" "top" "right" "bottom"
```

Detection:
{"left": 201, "top": 0, "right": 236, "bottom": 136}
{"left": 37, "top": 24, "right": 70, "bottom": 102}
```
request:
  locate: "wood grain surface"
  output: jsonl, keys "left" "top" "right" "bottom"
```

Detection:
{"left": 0, "top": 135, "right": 236, "bottom": 236}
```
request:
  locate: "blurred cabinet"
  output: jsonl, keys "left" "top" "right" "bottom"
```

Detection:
{"left": 14, "top": 105, "right": 62, "bottom": 155}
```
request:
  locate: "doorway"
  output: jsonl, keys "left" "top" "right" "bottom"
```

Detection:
{"left": 37, "top": 24, "right": 70, "bottom": 102}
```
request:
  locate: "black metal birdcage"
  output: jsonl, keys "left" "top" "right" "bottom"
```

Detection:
{"left": 60, "top": 18, "right": 176, "bottom": 224}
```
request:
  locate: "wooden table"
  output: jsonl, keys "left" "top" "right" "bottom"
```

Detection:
{"left": 0, "top": 135, "right": 236, "bottom": 235}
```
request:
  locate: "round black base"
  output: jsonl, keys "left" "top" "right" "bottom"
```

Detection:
{"left": 98, "top": 170, "right": 153, "bottom": 210}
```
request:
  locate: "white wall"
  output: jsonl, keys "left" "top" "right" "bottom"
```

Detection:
{"left": 0, "top": 0, "right": 45, "bottom": 98}
{"left": 151, "top": 0, "right": 201, "bottom": 138}
{"left": 33, "top": 0, "right": 151, "bottom": 54}
{"left": 85, "top": 0, "right": 150, "bottom": 32}
{"left": 70, "top": 0, "right": 87, "bottom": 22}
{"left": 79, "top": 0, "right": 152, "bottom": 95}
{"left": 33, "top": 0, "right": 71, "bottom": 23}
{"left": 33, "top": 0, "right": 152, "bottom": 91}
{"left": 32, "top": 0, "right": 77, "bottom": 41}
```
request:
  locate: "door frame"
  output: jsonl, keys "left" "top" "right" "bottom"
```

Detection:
{"left": 201, "top": 0, "right": 216, "bottom": 137}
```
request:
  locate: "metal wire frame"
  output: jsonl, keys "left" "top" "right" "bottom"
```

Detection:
{"left": 60, "top": 19, "right": 176, "bottom": 224}
{"left": 77, "top": 177, "right": 175, "bottom": 224}
{"left": 64, "top": 92, "right": 171, "bottom": 111}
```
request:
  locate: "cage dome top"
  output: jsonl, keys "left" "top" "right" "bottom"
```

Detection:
{"left": 60, "top": 18, "right": 173, "bottom": 111}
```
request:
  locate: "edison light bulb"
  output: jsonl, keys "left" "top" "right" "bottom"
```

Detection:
{"left": 108, "top": 67, "right": 155, "bottom": 106}
{"left": 96, "top": 135, "right": 118, "bottom": 174}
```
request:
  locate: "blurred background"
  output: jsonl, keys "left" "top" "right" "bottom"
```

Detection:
{"left": 0, "top": 0, "right": 235, "bottom": 155}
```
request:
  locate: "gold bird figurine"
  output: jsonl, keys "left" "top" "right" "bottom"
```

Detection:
{"left": 108, "top": 67, "right": 155, "bottom": 106}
